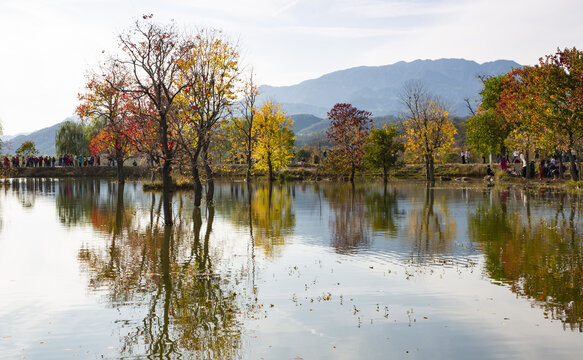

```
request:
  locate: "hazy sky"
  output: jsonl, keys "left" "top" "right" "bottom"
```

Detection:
{"left": 0, "top": 0, "right": 581, "bottom": 135}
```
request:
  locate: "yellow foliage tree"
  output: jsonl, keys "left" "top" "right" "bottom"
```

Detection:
{"left": 252, "top": 101, "right": 295, "bottom": 180}
{"left": 401, "top": 82, "right": 457, "bottom": 183}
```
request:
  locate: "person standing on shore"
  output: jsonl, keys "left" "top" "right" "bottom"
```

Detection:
{"left": 501, "top": 157, "right": 508, "bottom": 172}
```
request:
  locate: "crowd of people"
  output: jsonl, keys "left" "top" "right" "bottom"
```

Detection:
{"left": 497, "top": 151, "right": 579, "bottom": 179}
{"left": 1, "top": 155, "right": 103, "bottom": 168}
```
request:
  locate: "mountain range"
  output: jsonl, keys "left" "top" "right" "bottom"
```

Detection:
{"left": 259, "top": 58, "right": 520, "bottom": 117}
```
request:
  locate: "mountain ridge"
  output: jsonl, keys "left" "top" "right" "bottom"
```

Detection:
{"left": 259, "top": 58, "right": 520, "bottom": 117}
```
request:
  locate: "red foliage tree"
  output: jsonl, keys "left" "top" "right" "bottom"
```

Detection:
{"left": 326, "top": 103, "right": 373, "bottom": 182}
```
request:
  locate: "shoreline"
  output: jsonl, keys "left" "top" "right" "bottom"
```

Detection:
{"left": 3, "top": 163, "right": 581, "bottom": 192}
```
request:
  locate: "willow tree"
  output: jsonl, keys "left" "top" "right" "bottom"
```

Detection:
{"left": 401, "top": 82, "right": 457, "bottom": 184}
{"left": 252, "top": 101, "right": 295, "bottom": 180}
{"left": 115, "top": 16, "right": 190, "bottom": 225}
{"left": 174, "top": 28, "right": 240, "bottom": 206}
{"left": 55, "top": 120, "right": 90, "bottom": 155}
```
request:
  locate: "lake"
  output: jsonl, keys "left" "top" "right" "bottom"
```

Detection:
{"left": 1, "top": 179, "right": 582, "bottom": 359}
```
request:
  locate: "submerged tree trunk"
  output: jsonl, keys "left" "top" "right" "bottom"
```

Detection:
{"left": 161, "top": 158, "right": 173, "bottom": 225}
{"left": 159, "top": 117, "right": 173, "bottom": 226}
{"left": 115, "top": 142, "right": 125, "bottom": 185}
{"left": 425, "top": 154, "right": 435, "bottom": 184}
{"left": 202, "top": 142, "right": 214, "bottom": 204}
{"left": 192, "top": 158, "right": 203, "bottom": 207}
{"left": 246, "top": 152, "right": 252, "bottom": 182}
{"left": 267, "top": 153, "right": 274, "bottom": 181}
{"left": 116, "top": 156, "right": 125, "bottom": 184}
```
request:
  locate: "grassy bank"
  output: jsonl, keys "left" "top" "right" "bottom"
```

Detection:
{"left": 9, "top": 166, "right": 151, "bottom": 179}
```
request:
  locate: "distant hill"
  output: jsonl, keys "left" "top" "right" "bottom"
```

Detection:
{"left": 3, "top": 118, "right": 73, "bottom": 155}
{"left": 260, "top": 58, "right": 520, "bottom": 117}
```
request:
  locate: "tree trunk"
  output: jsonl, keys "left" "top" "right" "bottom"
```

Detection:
{"left": 161, "top": 157, "right": 173, "bottom": 225}
{"left": 559, "top": 153, "right": 565, "bottom": 179}
{"left": 160, "top": 116, "right": 173, "bottom": 226}
{"left": 116, "top": 155, "right": 125, "bottom": 184}
{"left": 267, "top": 153, "right": 273, "bottom": 181}
{"left": 202, "top": 142, "right": 214, "bottom": 204}
{"left": 424, "top": 155, "right": 430, "bottom": 182}
{"left": 350, "top": 166, "right": 355, "bottom": 183}
{"left": 428, "top": 155, "right": 435, "bottom": 184}
{"left": 246, "top": 152, "right": 252, "bottom": 182}
{"left": 115, "top": 142, "right": 125, "bottom": 184}
{"left": 569, "top": 149, "right": 578, "bottom": 181}
{"left": 383, "top": 166, "right": 388, "bottom": 184}
{"left": 192, "top": 158, "right": 203, "bottom": 207}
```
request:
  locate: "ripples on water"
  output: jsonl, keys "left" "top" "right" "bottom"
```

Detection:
{"left": 1, "top": 178, "right": 583, "bottom": 359}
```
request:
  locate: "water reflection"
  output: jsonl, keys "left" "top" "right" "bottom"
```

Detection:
{"left": 364, "top": 184, "right": 402, "bottom": 237}
{"left": 468, "top": 189, "right": 583, "bottom": 331}
{"left": 323, "top": 183, "right": 371, "bottom": 253}
{"left": 74, "top": 184, "right": 246, "bottom": 359}
{"left": 10, "top": 179, "right": 583, "bottom": 358}
{"left": 215, "top": 182, "right": 295, "bottom": 258}
{"left": 4, "top": 178, "right": 57, "bottom": 208}
{"left": 406, "top": 188, "right": 457, "bottom": 257}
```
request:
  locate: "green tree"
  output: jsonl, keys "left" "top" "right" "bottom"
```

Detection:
{"left": 16, "top": 140, "right": 39, "bottom": 157}
{"left": 465, "top": 75, "right": 510, "bottom": 160}
{"left": 363, "top": 124, "right": 404, "bottom": 183}
{"left": 55, "top": 120, "right": 90, "bottom": 155}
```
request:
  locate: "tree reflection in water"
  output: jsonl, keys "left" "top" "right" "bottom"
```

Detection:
{"left": 73, "top": 183, "right": 248, "bottom": 359}
{"left": 406, "top": 187, "right": 457, "bottom": 257}
{"left": 469, "top": 189, "right": 583, "bottom": 331}
{"left": 323, "top": 183, "right": 370, "bottom": 253}
{"left": 215, "top": 182, "right": 295, "bottom": 258}
{"left": 364, "top": 184, "right": 402, "bottom": 237}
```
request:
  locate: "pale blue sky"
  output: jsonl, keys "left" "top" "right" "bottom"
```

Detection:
{"left": 0, "top": 0, "right": 581, "bottom": 135}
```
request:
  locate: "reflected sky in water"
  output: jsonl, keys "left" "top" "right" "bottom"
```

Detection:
{"left": 1, "top": 179, "right": 583, "bottom": 359}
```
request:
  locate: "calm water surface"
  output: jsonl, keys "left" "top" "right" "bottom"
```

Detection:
{"left": 1, "top": 179, "right": 583, "bottom": 359}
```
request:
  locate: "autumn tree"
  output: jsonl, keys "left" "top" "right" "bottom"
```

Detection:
{"left": 77, "top": 60, "right": 136, "bottom": 183}
{"left": 363, "top": 124, "right": 404, "bottom": 183}
{"left": 55, "top": 120, "right": 90, "bottom": 155}
{"left": 401, "top": 82, "right": 457, "bottom": 183}
{"left": 16, "top": 141, "right": 39, "bottom": 157}
{"left": 326, "top": 103, "right": 373, "bottom": 182}
{"left": 114, "top": 15, "right": 191, "bottom": 225}
{"left": 497, "top": 67, "right": 546, "bottom": 178}
{"left": 174, "top": 28, "right": 240, "bottom": 206}
{"left": 252, "top": 101, "right": 295, "bottom": 180}
{"left": 533, "top": 48, "right": 583, "bottom": 180}
{"left": 232, "top": 73, "right": 260, "bottom": 182}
